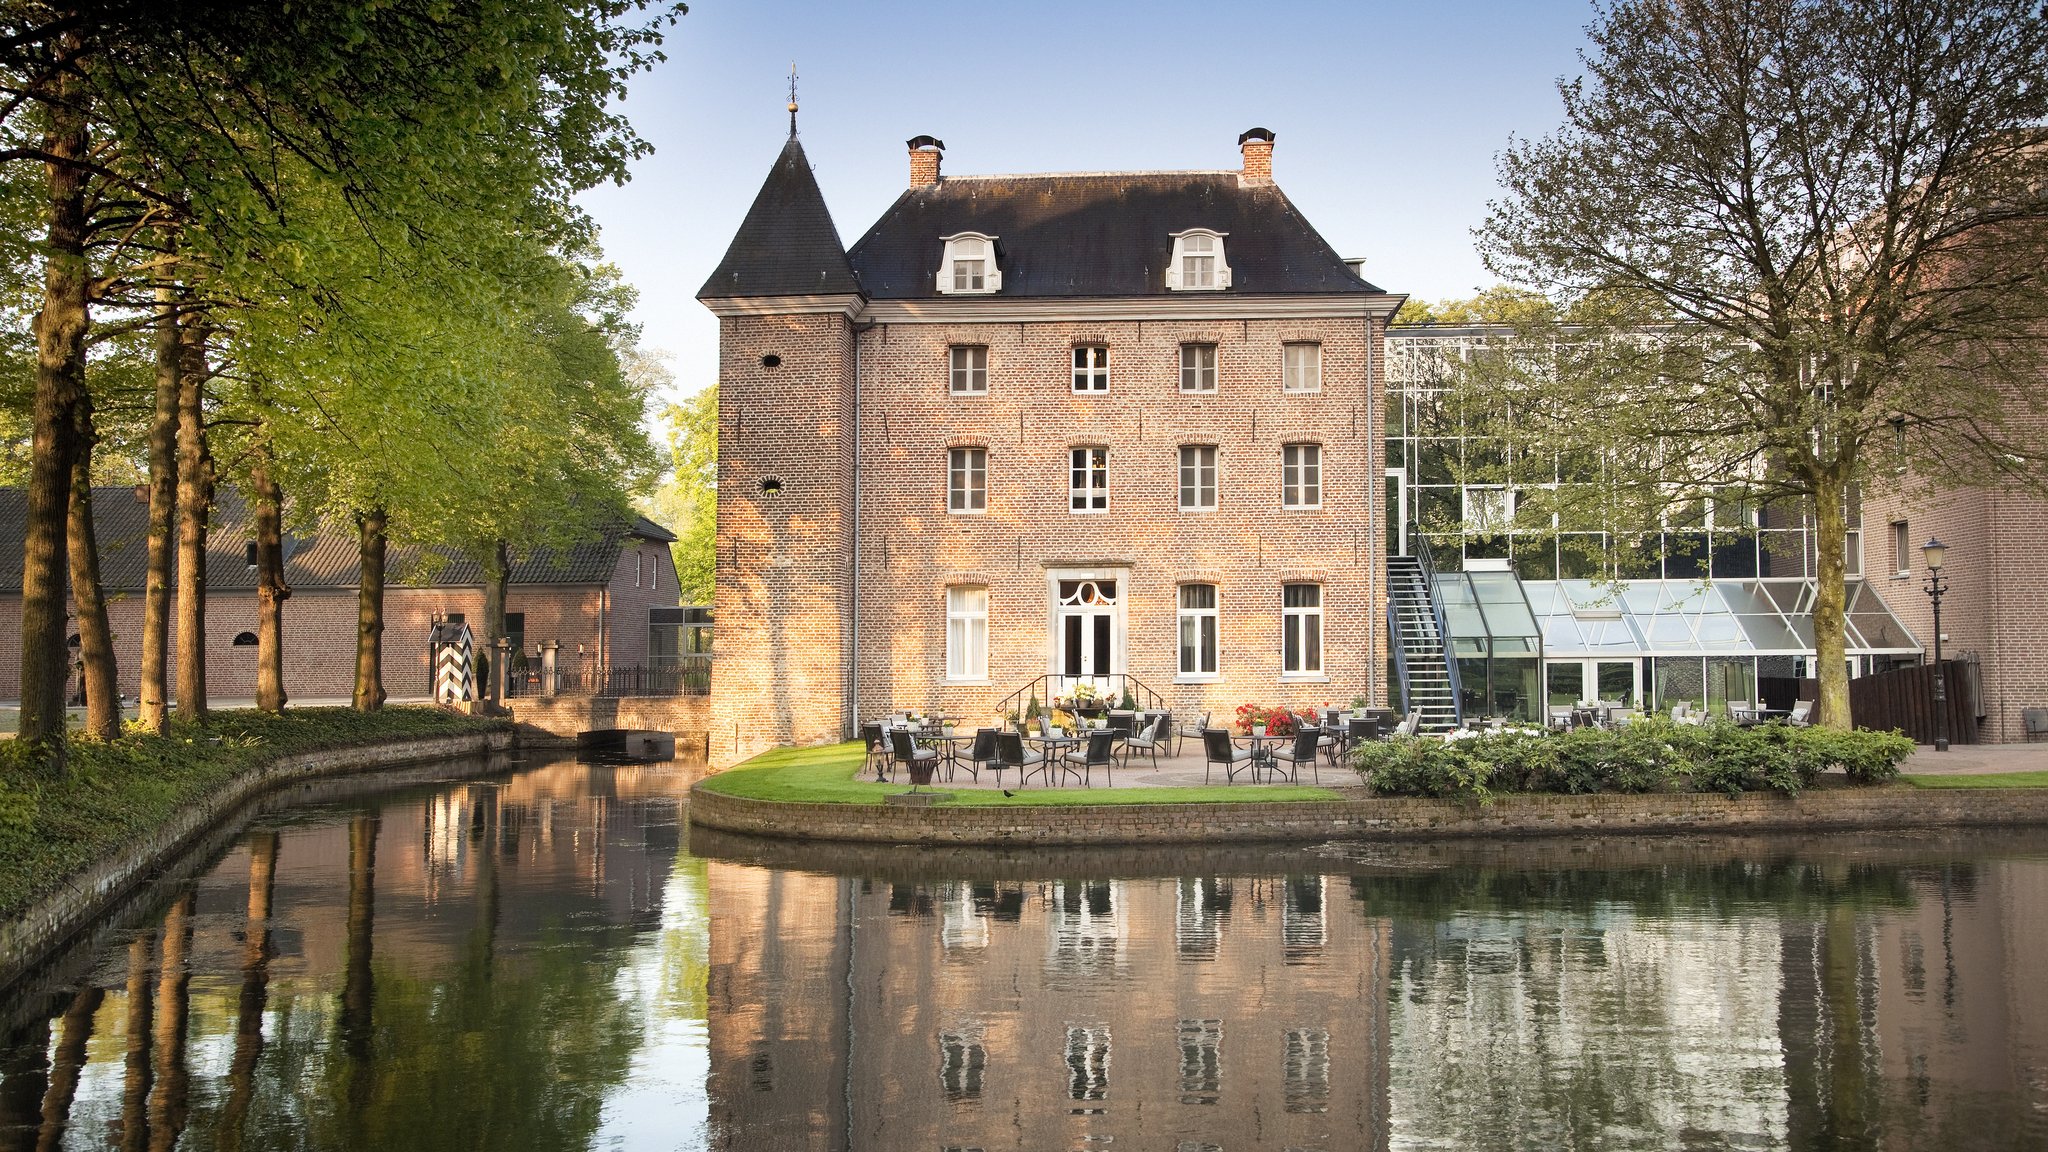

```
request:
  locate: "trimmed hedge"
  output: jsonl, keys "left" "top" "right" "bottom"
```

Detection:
{"left": 1351, "top": 719, "right": 1914, "bottom": 802}
{"left": 0, "top": 707, "right": 507, "bottom": 921}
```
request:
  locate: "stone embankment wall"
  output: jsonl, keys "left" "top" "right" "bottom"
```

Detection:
{"left": 687, "top": 784, "right": 2048, "bottom": 847}
{"left": 0, "top": 729, "right": 514, "bottom": 995}
{"left": 510, "top": 696, "right": 712, "bottom": 757}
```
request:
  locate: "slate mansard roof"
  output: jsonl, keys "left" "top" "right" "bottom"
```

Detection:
{"left": 699, "top": 133, "right": 1385, "bottom": 302}
{"left": 0, "top": 487, "right": 676, "bottom": 594}
{"left": 849, "top": 171, "right": 1381, "bottom": 299}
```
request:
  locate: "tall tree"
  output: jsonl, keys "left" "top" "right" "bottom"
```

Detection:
{"left": 1478, "top": 0, "right": 2048, "bottom": 728}
{"left": 647, "top": 382, "right": 716, "bottom": 605}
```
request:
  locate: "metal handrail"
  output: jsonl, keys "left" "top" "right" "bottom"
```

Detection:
{"left": 993, "top": 672, "right": 1166, "bottom": 726}
{"left": 1406, "top": 524, "right": 1465, "bottom": 726}
{"left": 1386, "top": 600, "right": 1413, "bottom": 716}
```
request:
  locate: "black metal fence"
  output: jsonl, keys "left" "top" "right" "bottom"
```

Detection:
{"left": 503, "top": 656, "right": 711, "bottom": 699}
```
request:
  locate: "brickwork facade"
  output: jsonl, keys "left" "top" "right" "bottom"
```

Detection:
{"left": 852, "top": 314, "right": 1388, "bottom": 729}
{"left": 0, "top": 545, "right": 680, "bottom": 703}
{"left": 710, "top": 309, "right": 859, "bottom": 764}
{"left": 1861, "top": 470, "right": 2048, "bottom": 742}
{"left": 701, "top": 130, "right": 1399, "bottom": 763}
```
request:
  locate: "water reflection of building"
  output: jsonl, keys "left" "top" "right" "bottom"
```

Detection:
{"left": 706, "top": 865, "right": 1393, "bottom": 1152}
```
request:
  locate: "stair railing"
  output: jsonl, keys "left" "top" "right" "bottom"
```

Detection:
{"left": 1386, "top": 600, "right": 1413, "bottom": 717}
{"left": 1406, "top": 525, "right": 1465, "bottom": 727}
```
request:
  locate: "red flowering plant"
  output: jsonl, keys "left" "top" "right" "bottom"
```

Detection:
{"left": 1233, "top": 703, "right": 1270, "bottom": 734}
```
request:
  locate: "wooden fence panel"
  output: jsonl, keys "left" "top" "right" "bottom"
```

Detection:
{"left": 1849, "top": 661, "right": 1978, "bottom": 745}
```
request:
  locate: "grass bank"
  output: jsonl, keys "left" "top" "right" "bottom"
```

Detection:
{"left": 698, "top": 741, "right": 1341, "bottom": 807}
{"left": 0, "top": 707, "right": 508, "bottom": 922}
{"left": 1905, "top": 771, "right": 2048, "bottom": 789}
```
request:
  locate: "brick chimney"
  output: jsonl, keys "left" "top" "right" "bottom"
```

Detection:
{"left": 1239, "top": 127, "right": 1275, "bottom": 185}
{"left": 908, "top": 135, "right": 944, "bottom": 188}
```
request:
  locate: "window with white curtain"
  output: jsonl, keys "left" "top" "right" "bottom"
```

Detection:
{"left": 1282, "top": 443, "right": 1322, "bottom": 509}
{"left": 949, "top": 345, "right": 988, "bottom": 394}
{"left": 948, "top": 448, "right": 986, "bottom": 513}
{"left": 1283, "top": 584, "right": 1323, "bottom": 675}
{"left": 1283, "top": 342, "right": 1321, "bottom": 393}
{"left": 1180, "top": 343, "right": 1217, "bottom": 392}
{"left": 1166, "top": 229, "right": 1231, "bottom": 291}
{"left": 947, "top": 586, "right": 988, "bottom": 680}
{"left": 1179, "top": 584, "right": 1218, "bottom": 677}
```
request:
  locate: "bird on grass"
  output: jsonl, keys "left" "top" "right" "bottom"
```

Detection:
{"left": 1001, "top": 790, "right": 1017, "bottom": 798}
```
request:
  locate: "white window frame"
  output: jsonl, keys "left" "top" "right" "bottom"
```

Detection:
{"left": 1166, "top": 229, "right": 1232, "bottom": 291}
{"left": 948, "top": 345, "right": 988, "bottom": 395}
{"left": 1463, "top": 485, "right": 1514, "bottom": 533}
{"left": 936, "top": 232, "right": 1002, "bottom": 295}
{"left": 1180, "top": 342, "right": 1217, "bottom": 393}
{"left": 1072, "top": 345, "right": 1109, "bottom": 393}
{"left": 946, "top": 586, "right": 989, "bottom": 682}
{"left": 1891, "top": 519, "right": 1910, "bottom": 578}
{"left": 1282, "top": 583, "right": 1324, "bottom": 677}
{"left": 1179, "top": 444, "right": 1217, "bottom": 512}
{"left": 1283, "top": 342, "right": 1322, "bottom": 394}
{"left": 1282, "top": 443, "right": 1322, "bottom": 509}
{"left": 1178, "top": 583, "right": 1219, "bottom": 679}
{"left": 949, "top": 447, "right": 987, "bottom": 514}
{"left": 1070, "top": 447, "right": 1108, "bottom": 513}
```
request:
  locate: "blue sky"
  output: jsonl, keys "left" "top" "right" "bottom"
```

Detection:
{"left": 576, "top": 0, "right": 1599, "bottom": 402}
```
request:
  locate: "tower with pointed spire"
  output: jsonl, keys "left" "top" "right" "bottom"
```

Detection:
{"left": 697, "top": 125, "right": 864, "bottom": 764}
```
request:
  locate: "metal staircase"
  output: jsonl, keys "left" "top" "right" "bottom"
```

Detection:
{"left": 1387, "top": 529, "right": 1463, "bottom": 732}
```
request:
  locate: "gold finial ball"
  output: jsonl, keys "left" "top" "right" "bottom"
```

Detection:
{"left": 787, "top": 102, "right": 799, "bottom": 113}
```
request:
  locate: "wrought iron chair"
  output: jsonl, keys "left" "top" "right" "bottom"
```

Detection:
{"left": 1202, "top": 727, "right": 1256, "bottom": 784}
{"left": 2026, "top": 708, "right": 2048, "bottom": 742}
{"left": 961, "top": 727, "right": 1000, "bottom": 784}
{"left": 1267, "top": 727, "right": 1322, "bottom": 784}
{"left": 888, "top": 728, "right": 940, "bottom": 786}
{"left": 1121, "top": 713, "right": 1169, "bottom": 769}
{"left": 1174, "top": 711, "right": 1211, "bottom": 757}
{"left": 998, "top": 730, "right": 1048, "bottom": 788}
{"left": 1062, "top": 729, "right": 1116, "bottom": 787}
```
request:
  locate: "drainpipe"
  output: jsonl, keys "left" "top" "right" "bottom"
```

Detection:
{"left": 1365, "top": 310, "right": 1379, "bottom": 707}
{"left": 850, "top": 318, "right": 874, "bottom": 737}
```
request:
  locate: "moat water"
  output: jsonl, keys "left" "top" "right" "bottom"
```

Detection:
{"left": 1, "top": 753, "right": 2045, "bottom": 1151}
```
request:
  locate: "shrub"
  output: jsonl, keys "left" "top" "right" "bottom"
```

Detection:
{"left": 1351, "top": 719, "right": 1914, "bottom": 799}
{"left": 1352, "top": 737, "right": 1493, "bottom": 802}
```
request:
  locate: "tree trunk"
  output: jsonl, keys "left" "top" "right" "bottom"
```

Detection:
{"left": 138, "top": 287, "right": 181, "bottom": 735}
{"left": 353, "top": 508, "right": 388, "bottom": 711}
{"left": 36, "top": 984, "right": 104, "bottom": 1152}
{"left": 218, "top": 832, "right": 276, "bottom": 1149}
{"left": 147, "top": 890, "right": 194, "bottom": 1152}
{"left": 1811, "top": 476, "right": 1853, "bottom": 730}
{"left": 174, "top": 320, "right": 213, "bottom": 724}
{"left": 18, "top": 38, "right": 91, "bottom": 768}
{"left": 116, "top": 935, "right": 152, "bottom": 1152}
{"left": 250, "top": 442, "right": 289, "bottom": 713}
{"left": 66, "top": 395, "right": 120, "bottom": 740}
{"left": 479, "top": 539, "right": 510, "bottom": 700}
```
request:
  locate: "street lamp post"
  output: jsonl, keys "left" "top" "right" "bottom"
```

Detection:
{"left": 1922, "top": 537, "right": 1949, "bottom": 753}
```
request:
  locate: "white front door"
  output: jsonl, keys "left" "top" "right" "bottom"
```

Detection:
{"left": 1051, "top": 573, "right": 1123, "bottom": 698}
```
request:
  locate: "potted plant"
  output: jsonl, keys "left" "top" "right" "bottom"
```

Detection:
{"left": 1236, "top": 702, "right": 1270, "bottom": 737}
{"left": 1119, "top": 686, "right": 1138, "bottom": 711}
{"left": 1350, "top": 695, "right": 1370, "bottom": 720}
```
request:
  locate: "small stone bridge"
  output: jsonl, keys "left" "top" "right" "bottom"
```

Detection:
{"left": 507, "top": 696, "right": 712, "bottom": 759}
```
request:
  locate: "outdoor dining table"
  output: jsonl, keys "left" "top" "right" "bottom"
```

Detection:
{"left": 1235, "top": 730, "right": 1302, "bottom": 782}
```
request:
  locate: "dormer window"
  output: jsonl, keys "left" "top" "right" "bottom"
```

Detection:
{"left": 937, "top": 232, "right": 1002, "bottom": 295}
{"left": 1167, "top": 229, "right": 1231, "bottom": 291}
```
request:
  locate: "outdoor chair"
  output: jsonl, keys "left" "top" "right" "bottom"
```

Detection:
{"left": 1061, "top": 729, "right": 1117, "bottom": 786}
{"left": 1202, "top": 727, "right": 1257, "bottom": 784}
{"left": 998, "top": 730, "right": 1048, "bottom": 787}
{"left": 960, "top": 728, "right": 1000, "bottom": 784}
{"left": 1365, "top": 708, "right": 1397, "bottom": 736}
{"left": 888, "top": 728, "right": 941, "bottom": 786}
{"left": 1037, "top": 715, "right": 1058, "bottom": 741}
{"left": 861, "top": 721, "right": 890, "bottom": 781}
{"left": 1107, "top": 712, "right": 1136, "bottom": 738}
{"left": 1121, "top": 714, "right": 1169, "bottom": 769}
{"left": 1548, "top": 705, "right": 1574, "bottom": 730}
{"left": 1174, "top": 711, "right": 1212, "bottom": 757}
{"left": 2025, "top": 708, "right": 2048, "bottom": 742}
{"left": 1788, "top": 699, "right": 1814, "bottom": 727}
{"left": 1393, "top": 710, "right": 1422, "bottom": 737}
{"left": 1267, "top": 727, "right": 1322, "bottom": 784}
{"left": 1346, "top": 716, "right": 1373, "bottom": 756}
{"left": 1728, "top": 700, "right": 1754, "bottom": 724}
{"left": 1314, "top": 722, "right": 1343, "bottom": 768}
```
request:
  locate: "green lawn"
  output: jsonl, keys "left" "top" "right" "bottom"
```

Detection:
{"left": 698, "top": 741, "right": 1343, "bottom": 806}
{"left": 1904, "top": 771, "right": 2048, "bottom": 789}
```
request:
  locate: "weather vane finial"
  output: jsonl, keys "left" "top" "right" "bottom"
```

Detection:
{"left": 787, "top": 62, "right": 799, "bottom": 138}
